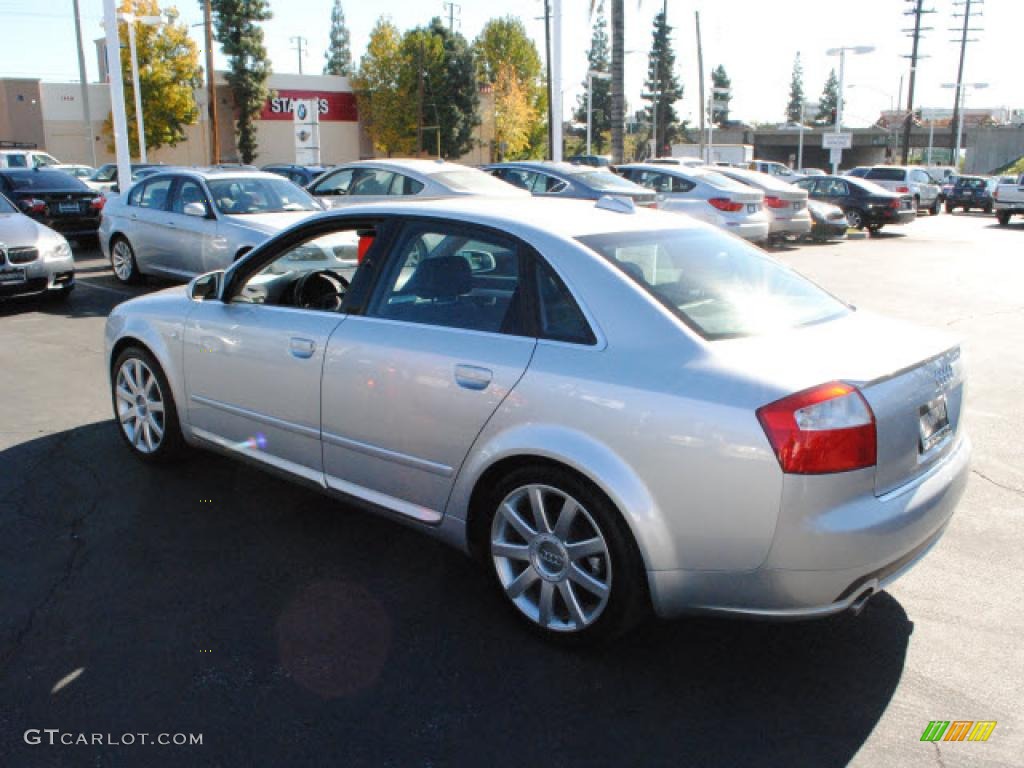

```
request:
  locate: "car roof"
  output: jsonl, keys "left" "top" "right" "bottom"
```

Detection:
{"left": 335, "top": 158, "right": 464, "bottom": 175}
{"left": 144, "top": 168, "right": 287, "bottom": 182}
{"left": 314, "top": 196, "right": 699, "bottom": 240}
{"left": 489, "top": 161, "right": 593, "bottom": 175}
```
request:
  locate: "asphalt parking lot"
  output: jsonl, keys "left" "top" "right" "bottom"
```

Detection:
{"left": 1, "top": 213, "right": 1022, "bottom": 767}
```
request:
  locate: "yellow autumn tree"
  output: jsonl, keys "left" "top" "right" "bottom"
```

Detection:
{"left": 351, "top": 19, "right": 416, "bottom": 156}
{"left": 493, "top": 62, "right": 537, "bottom": 160}
{"left": 103, "top": 0, "right": 201, "bottom": 156}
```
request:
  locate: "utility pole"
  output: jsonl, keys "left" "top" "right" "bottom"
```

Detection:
{"left": 417, "top": 38, "right": 424, "bottom": 155}
{"left": 72, "top": 0, "right": 96, "bottom": 167}
{"left": 543, "top": 0, "right": 553, "bottom": 160}
{"left": 901, "top": 0, "right": 933, "bottom": 165}
{"left": 551, "top": 0, "right": 563, "bottom": 161}
{"left": 203, "top": 0, "right": 220, "bottom": 164}
{"left": 695, "top": 11, "right": 705, "bottom": 162}
{"left": 442, "top": 2, "right": 460, "bottom": 34}
{"left": 290, "top": 36, "right": 307, "bottom": 75}
{"left": 949, "top": 0, "right": 983, "bottom": 166}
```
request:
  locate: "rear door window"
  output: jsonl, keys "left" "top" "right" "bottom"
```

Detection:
{"left": 5, "top": 154, "right": 28, "bottom": 168}
{"left": 138, "top": 177, "right": 173, "bottom": 210}
{"left": 312, "top": 168, "right": 354, "bottom": 196}
{"left": 350, "top": 169, "right": 397, "bottom": 196}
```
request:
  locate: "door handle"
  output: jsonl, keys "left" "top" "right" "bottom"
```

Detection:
{"left": 454, "top": 364, "right": 492, "bottom": 391}
{"left": 289, "top": 337, "right": 316, "bottom": 359}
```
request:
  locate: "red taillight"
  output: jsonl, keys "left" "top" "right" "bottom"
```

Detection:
{"left": 764, "top": 195, "right": 788, "bottom": 209}
{"left": 889, "top": 198, "right": 901, "bottom": 210}
{"left": 357, "top": 234, "right": 374, "bottom": 263}
{"left": 756, "top": 381, "right": 877, "bottom": 475}
{"left": 89, "top": 196, "right": 105, "bottom": 211}
{"left": 708, "top": 197, "right": 743, "bottom": 212}
{"left": 895, "top": 185, "right": 910, "bottom": 193}
{"left": 21, "top": 198, "right": 46, "bottom": 214}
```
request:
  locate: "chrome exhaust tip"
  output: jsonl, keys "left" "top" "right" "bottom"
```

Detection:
{"left": 849, "top": 588, "right": 875, "bottom": 617}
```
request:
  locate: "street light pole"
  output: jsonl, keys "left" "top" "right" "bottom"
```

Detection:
{"left": 797, "top": 101, "right": 805, "bottom": 171}
{"left": 942, "top": 81, "right": 988, "bottom": 169}
{"left": 826, "top": 45, "right": 874, "bottom": 174}
{"left": 102, "top": 0, "right": 131, "bottom": 188}
{"left": 118, "top": 12, "right": 163, "bottom": 162}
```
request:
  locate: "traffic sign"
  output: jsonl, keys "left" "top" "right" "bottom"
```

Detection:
{"left": 823, "top": 132, "right": 853, "bottom": 150}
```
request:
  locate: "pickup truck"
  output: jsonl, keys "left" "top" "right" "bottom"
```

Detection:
{"left": 993, "top": 173, "right": 1024, "bottom": 226}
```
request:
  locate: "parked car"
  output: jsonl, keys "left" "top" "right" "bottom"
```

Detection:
{"left": 99, "top": 169, "right": 324, "bottom": 283}
{"left": 857, "top": 166, "right": 942, "bottom": 215}
{"left": 618, "top": 163, "right": 770, "bottom": 242}
{"left": 992, "top": 173, "right": 1024, "bottom": 226}
{"left": 795, "top": 175, "right": 916, "bottom": 234}
{"left": 85, "top": 163, "right": 165, "bottom": 195}
{"left": 939, "top": 174, "right": 959, "bottom": 203}
{"left": 797, "top": 167, "right": 827, "bottom": 177}
{"left": 307, "top": 159, "right": 527, "bottom": 208}
{"left": 0, "top": 168, "right": 105, "bottom": 241}
{"left": 262, "top": 163, "right": 330, "bottom": 187}
{"left": 0, "top": 192, "right": 75, "bottom": 301}
{"left": 647, "top": 157, "right": 708, "bottom": 168}
{"left": 805, "top": 199, "right": 849, "bottom": 242}
{"left": 485, "top": 161, "right": 656, "bottom": 206}
{"left": 944, "top": 176, "right": 994, "bottom": 214}
{"left": 748, "top": 160, "right": 803, "bottom": 182}
{"left": 52, "top": 164, "right": 96, "bottom": 180}
{"left": 105, "top": 196, "right": 970, "bottom": 641}
{"left": 844, "top": 167, "right": 870, "bottom": 178}
{"left": 710, "top": 165, "right": 812, "bottom": 241}
{"left": 0, "top": 148, "right": 60, "bottom": 169}
{"left": 566, "top": 155, "right": 611, "bottom": 168}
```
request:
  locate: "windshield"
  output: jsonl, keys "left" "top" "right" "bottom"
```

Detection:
{"left": 0, "top": 194, "right": 16, "bottom": 213}
{"left": 2, "top": 171, "right": 89, "bottom": 191}
{"left": 207, "top": 177, "right": 320, "bottom": 214}
{"left": 573, "top": 171, "right": 646, "bottom": 193}
{"left": 578, "top": 229, "right": 849, "bottom": 339}
{"left": 431, "top": 170, "right": 521, "bottom": 195}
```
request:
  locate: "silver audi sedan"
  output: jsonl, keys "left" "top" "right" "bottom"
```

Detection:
{"left": 0, "top": 192, "right": 75, "bottom": 301}
{"left": 99, "top": 169, "right": 323, "bottom": 283}
{"left": 105, "top": 197, "right": 970, "bottom": 642}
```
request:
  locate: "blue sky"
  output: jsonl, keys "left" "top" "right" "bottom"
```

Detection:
{"left": 1, "top": 0, "right": 1019, "bottom": 127}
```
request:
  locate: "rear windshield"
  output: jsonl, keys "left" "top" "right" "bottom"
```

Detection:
{"left": 578, "top": 229, "right": 849, "bottom": 339}
{"left": 955, "top": 177, "right": 987, "bottom": 189}
{"left": 1, "top": 170, "right": 88, "bottom": 191}
{"left": 573, "top": 171, "right": 647, "bottom": 193}
{"left": 865, "top": 168, "right": 905, "bottom": 181}
{"left": 430, "top": 170, "right": 520, "bottom": 194}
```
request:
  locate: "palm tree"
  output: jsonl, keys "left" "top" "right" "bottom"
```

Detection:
{"left": 610, "top": 0, "right": 624, "bottom": 163}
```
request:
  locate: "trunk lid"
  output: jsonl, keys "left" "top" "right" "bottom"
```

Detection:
{"left": 712, "top": 311, "right": 964, "bottom": 495}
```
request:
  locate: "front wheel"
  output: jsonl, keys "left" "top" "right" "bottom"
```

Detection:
{"left": 945, "top": 202, "right": 954, "bottom": 214}
{"left": 484, "top": 466, "right": 647, "bottom": 643}
{"left": 111, "top": 346, "right": 186, "bottom": 462}
{"left": 845, "top": 209, "right": 864, "bottom": 229}
{"left": 110, "top": 237, "right": 143, "bottom": 284}
{"left": 930, "top": 199, "right": 941, "bottom": 216}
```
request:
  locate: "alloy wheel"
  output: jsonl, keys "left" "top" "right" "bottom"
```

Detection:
{"left": 111, "top": 240, "right": 134, "bottom": 281}
{"left": 114, "top": 357, "right": 166, "bottom": 454}
{"left": 846, "top": 209, "right": 863, "bottom": 229}
{"left": 491, "top": 484, "right": 612, "bottom": 633}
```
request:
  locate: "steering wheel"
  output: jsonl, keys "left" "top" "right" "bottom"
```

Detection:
{"left": 292, "top": 270, "right": 349, "bottom": 311}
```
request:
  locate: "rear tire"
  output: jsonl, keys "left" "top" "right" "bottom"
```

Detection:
{"left": 845, "top": 209, "right": 864, "bottom": 229}
{"left": 984, "top": 203, "right": 993, "bottom": 214}
{"left": 945, "top": 202, "right": 954, "bottom": 214}
{"left": 997, "top": 212, "right": 1010, "bottom": 226}
{"left": 867, "top": 224, "right": 883, "bottom": 236}
{"left": 481, "top": 464, "right": 648, "bottom": 644}
{"left": 110, "top": 237, "right": 143, "bottom": 284}
{"left": 111, "top": 346, "right": 186, "bottom": 463}
{"left": 930, "top": 198, "right": 941, "bottom": 216}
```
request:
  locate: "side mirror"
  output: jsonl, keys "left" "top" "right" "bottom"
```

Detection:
{"left": 183, "top": 202, "right": 208, "bottom": 218}
{"left": 188, "top": 270, "right": 223, "bottom": 301}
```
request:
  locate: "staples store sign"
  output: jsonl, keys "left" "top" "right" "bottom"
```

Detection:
{"left": 261, "top": 90, "right": 358, "bottom": 122}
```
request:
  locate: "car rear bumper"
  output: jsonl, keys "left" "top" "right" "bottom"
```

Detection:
{"left": 768, "top": 215, "right": 812, "bottom": 236}
{"left": 722, "top": 220, "right": 770, "bottom": 242}
{"left": 647, "top": 433, "right": 970, "bottom": 619}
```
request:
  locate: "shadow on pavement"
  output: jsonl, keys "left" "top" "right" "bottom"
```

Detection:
{"left": 0, "top": 423, "right": 913, "bottom": 767}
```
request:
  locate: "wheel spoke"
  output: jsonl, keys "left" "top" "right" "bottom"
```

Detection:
{"left": 142, "top": 422, "right": 155, "bottom": 452}
{"left": 147, "top": 399, "right": 164, "bottom": 414}
{"left": 144, "top": 373, "right": 157, "bottom": 398}
{"left": 566, "top": 537, "right": 605, "bottom": 562}
{"left": 528, "top": 486, "right": 551, "bottom": 533}
{"left": 569, "top": 563, "right": 609, "bottom": 599}
{"left": 119, "top": 407, "right": 134, "bottom": 424}
{"left": 538, "top": 581, "right": 555, "bottom": 627}
{"left": 115, "top": 385, "right": 134, "bottom": 404}
{"left": 552, "top": 497, "right": 578, "bottom": 539}
{"left": 147, "top": 416, "right": 164, "bottom": 441}
{"left": 132, "top": 418, "right": 145, "bottom": 448}
{"left": 558, "top": 581, "right": 586, "bottom": 628}
{"left": 500, "top": 502, "right": 536, "bottom": 541}
{"left": 505, "top": 566, "right": 538, "bottom": 599}
{"left": 492, "top": 541, "right": 530, "bottom": 560}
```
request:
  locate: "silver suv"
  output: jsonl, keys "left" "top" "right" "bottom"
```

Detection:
{"left": 855, "top": 166, "right": 942, "bottom": 215}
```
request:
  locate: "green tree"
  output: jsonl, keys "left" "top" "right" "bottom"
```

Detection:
{"left": 402, "top": 19, "right": 479, "bottom": 159}
{"left": 785, "top": 53, "right": 805, "bottom": 123}
{"left": 352, "top": 18, "right": 415, "bottom": 156}
{"left": 474, "top": 16, "right": 545, "bottom": 157}
{"left": 323, "top": 0, "right": 353, "bottom": 76}
{"left": 816, "top": 68, "right": 839, "bottom": 126}
{"left": 103, "top": 0, "right": 201, "bottom": 157}
{"left": 210, "top": 0, "right": 272, "bottom": 163}
{"left": 573, "top": 1, "right": 611, "bottom": 153}
{"left": 642, "top": 10, "right": 683, "bottom": 156}
{"left": 711, "top": 64, "right": 731, "bottom": 127}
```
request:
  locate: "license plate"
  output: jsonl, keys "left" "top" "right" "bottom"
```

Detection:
{"left": 963, "top": 190, "right": 973, "bottom": 196}
{"left": 0, "top": 268, "right": 27, "bottom": 286}
{"left": 747, "top": 203, "right": 759, "bottom": 213}
{"left": 792, "top": 201, "right": 804, "bottom": 211}
{"left": 919, "top": 396, "right": 952, "bottom": 453}
{"left": 58, "top": 201, "right": 80, "bottom": 214}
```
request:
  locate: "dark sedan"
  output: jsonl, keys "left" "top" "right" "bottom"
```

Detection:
{"left": 484, "top": 161, "right": 656, "bottom": 206}
{"left": 0, "top": 169, "right": 105, "bottom": 241}
{"left": 795, "top": 175, "right": 915, "bottom": 235}
{"left": 945, "top": 176, "right": 994, "bottom": 214}
{"left": 263, "top": 163, "right": 330, "bottom": 186}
